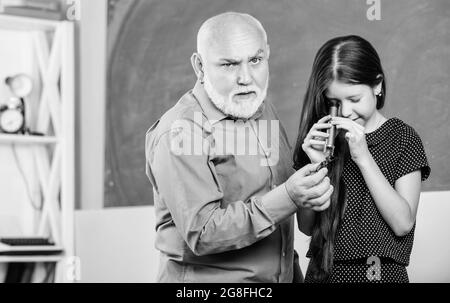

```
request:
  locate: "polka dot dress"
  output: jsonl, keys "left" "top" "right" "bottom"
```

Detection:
{"left": 305, "top": 117, "right": 430, "bottom": 283}
{"left": 305, "top": 258, "right": 409, "bottom": 283}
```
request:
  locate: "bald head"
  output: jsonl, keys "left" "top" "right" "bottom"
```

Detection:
{"left": 191, "top": 12, "right": 270, "bottom": 119}
{"left": 197, "top": 12, "right": 268, "bottom": 58}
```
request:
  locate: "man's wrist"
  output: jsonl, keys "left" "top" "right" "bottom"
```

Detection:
{"left": 284, "top": 182, "right": 296, "bottom": 204}
{"left": 260, "top": 183, "right": 299, "bottom": 224}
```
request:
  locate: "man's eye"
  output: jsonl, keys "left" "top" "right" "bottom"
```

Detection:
{"left": 250, "top": 57, "right": 262, "bottom": 64}
{"left": 222, "top": 63, "right": 236, "bottom": 68}
{"left": 349, "top": 99, "right": 360, "bottom": 103}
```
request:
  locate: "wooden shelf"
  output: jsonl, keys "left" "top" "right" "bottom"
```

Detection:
{"left": 0, "top": 134, "right": 58, "bottom": 145}
{"left": 0, "top": 254, "right": 65, "bottom": 263}
{"left": 0, "top": 13, "right": 63, "bottom": 31}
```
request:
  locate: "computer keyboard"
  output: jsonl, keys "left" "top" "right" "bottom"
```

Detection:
{"left": 0, "top": 238, "right": 54, "bottom": 246}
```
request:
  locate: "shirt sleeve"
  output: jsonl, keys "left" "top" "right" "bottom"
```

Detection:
{"left": 395, "top": 125, "right": 431, "bottom": 182}
{"left": 147, "top": 119, "right": 297, "bottom": 257}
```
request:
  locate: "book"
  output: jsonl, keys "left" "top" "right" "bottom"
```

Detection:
{"left": 2, "top": 5, "right": 64, "bottom": 20}
{"left": 1, "top": 0, "right": 61, "bottom": 10}
{"left": 0, "top": 0, "right": 27, "bottom": 8}
{"left": 22, "top": 0, "right": 61, "bottom": 11}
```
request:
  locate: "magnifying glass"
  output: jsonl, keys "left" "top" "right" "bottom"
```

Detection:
{"left": 314, "top": 100, "right": 340, "bottom": 173}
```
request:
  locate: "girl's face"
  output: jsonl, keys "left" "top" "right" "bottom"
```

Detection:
{"left": 325, "top": 80, "right": 382, "bottom": 131}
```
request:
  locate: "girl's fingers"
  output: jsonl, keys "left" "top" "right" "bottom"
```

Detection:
{"left": 311, "top": 123, "right": 332, "bottom": 131}
{"left": 304, "top": 117, "right": 334, "bottom": 147}
{"left": 318, "top": 115, "right": 332, "bottom": 123}
{"left": 336, "top": 124, "right": 359, "bottom": 140}
{"left": 333, "top": 119, "right": 364, "bottom": 134}
{"left": 332, "top": 117, "right": 365, "bottom": 131}
{"left": 335, "top": 123, "right": 353, "bottom": 132}
{"left": 358, "top": 125, "right": 366, "bottom": 133}
{"left": 331, "top": 118, "right": 353, "bottom": 127}
{"left": 310, "top": 139, "right": 326, "bottom": 146}
{"left": 339, "top": 123, "right": 364, "bottom": 135}
{"left": 310, "top": 131, "right": 329, "bottom": 139}
{"left": 331, "top": 117, "right": 352, "bottom": 123}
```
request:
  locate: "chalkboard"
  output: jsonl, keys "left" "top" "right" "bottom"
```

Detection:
{"left": 105, "top": 0, "right": 450, "bottom": 207}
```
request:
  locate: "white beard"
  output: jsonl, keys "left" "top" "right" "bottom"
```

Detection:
{"left": 203, "top": 75, "right": 268, "bottom": 119}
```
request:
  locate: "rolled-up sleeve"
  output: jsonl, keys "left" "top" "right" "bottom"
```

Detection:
{"left": 147, "top": 119, "right": 297, "bottom": 256}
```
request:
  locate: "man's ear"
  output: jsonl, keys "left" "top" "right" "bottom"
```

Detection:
{"left": 266, "top": 44, "right": 271, "bottom": 60}
{"left": 191, "top": 53, "right": 204, "bottom": 83}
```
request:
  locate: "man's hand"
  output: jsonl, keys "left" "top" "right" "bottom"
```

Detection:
{"left": 285, "top": 163, "right": 333, "bottom": 211}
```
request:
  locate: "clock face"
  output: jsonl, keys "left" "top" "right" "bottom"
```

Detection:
{"left": 0, "top": 109, "right": 24, "bottom": 133}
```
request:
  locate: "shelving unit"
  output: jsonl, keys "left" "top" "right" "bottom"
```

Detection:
{"left": 0, "top": 134, "right": 58, "bottom": 145}
{"left": 0, "top": 14, "right": 75, "bottom": 283}
{"left": 0, "top": 255, "right": 65, "bottom": 264}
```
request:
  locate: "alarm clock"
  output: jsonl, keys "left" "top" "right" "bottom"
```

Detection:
{"left": 0, "top": 97, "right": 26, "bottom": 134}
{"left": 0, "top": 74, "right": 33, "bottom": 135}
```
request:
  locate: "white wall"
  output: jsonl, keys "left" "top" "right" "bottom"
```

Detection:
{"left": 75, "top": 206, "right": 158, "bottom": 283}
{"left": 408, "top": 191, "right": 450, "bottom": 282}
{"left": 78, "top": 0, "right": 107, "bottom": 210}
{"left": 75, "top": 191, "right": 450, "bottom": 283}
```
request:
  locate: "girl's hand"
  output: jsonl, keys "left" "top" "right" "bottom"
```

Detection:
{"left": 302, "top": 115, "right": 332, "bottom": 164}
{"left": 330, "top": 117, "right": 371, "bottom": 165}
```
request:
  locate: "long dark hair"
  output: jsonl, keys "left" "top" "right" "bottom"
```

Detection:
{"left": 293, "top": 35, "right": 386, "bottom": 280}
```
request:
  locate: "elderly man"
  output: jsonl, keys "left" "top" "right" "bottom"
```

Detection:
{"left": 145, "top": 12, "right": 333, "bottom": 283}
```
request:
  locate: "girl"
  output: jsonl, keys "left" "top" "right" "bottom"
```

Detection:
{"left": 293, "top": 35, "right": 430, "bottom": 283}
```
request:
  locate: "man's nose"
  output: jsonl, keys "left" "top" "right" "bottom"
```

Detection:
{"left": 237, "top": 64, "right": 252, "bottom": 85}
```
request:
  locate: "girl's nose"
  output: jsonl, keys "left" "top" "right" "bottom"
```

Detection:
{"left": 340, "top": 101, "right": 352, "bottom": 118}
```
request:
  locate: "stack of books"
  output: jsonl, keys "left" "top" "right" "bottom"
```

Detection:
{"left": 1, "top": 0, "right": 65, "bottom": 20}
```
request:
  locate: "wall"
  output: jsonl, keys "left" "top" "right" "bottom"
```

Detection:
{"left": 75, "top": 206, "right": 157, "bottom": 283}
{"left": 75, "top": 191, "right": 450, "bottom": 282}
{"left": 78, "top": 0, "right": 107, "bottom": 210}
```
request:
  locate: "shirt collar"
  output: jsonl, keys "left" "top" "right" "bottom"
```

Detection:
{"left": 192, "top": 81, "right": 227, "bottom": 125}
{"left": 192, "top": 81, "right": 266, "bottom": 124}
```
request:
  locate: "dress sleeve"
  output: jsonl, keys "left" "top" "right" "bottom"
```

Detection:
{"left": 395, "top": 124, "right": 431, "bottom": 182}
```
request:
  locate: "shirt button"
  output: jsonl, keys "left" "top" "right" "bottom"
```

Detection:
{"left": 282, "top": 252, "right": 286, "bottom": 257}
